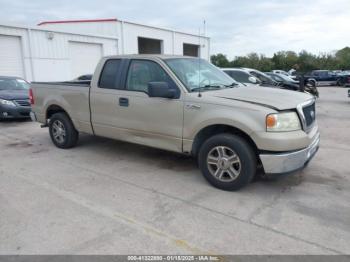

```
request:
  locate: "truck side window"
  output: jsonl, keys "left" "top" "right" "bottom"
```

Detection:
{"left": 126, "top": 60, "right": 175, "bottom": 93}
{"left": 99, "top": 59, "right": 121, "bottom": 89}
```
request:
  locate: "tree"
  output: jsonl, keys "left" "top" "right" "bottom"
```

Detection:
{"left": 210, "top": 54, "right": 231, "bottom": 67}
{"left": 318, "top": 52, "right": 337, "bottom": 70}
{"left": 258, "top": 55, "right": 274, "bottom": 72}
{"left": 211, "top": 47, "right": 350, "bottom": 73}
{"left": 297, "top": 50, "right": 317, "bottom": 73}
{"left": 335, "top": 47, "right": 350, "bottom": 70}
{"left": 271, "top": 51, "right": 298, "bottom": 71}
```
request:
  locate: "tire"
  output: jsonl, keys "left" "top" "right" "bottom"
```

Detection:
{"left": 198, "top": 133, "right": 257, "bottom": 191}
{"left": 49, "top": 112, "right": 79, "bottom": 149}
{"left": 308, "top": 79, "right": 316, "bottom": 88}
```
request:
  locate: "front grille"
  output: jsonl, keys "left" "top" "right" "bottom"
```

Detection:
{"left": 14, "top": 100, "right": 31, "bottom": 107}
{"left": 302, "top": 102, "right": 316, "bottom": 127}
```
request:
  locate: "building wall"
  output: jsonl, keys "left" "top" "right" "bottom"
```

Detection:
{"left": 121, "top": 22, "right": 173, "bottom": 55}
{"left": 39, "top": 20, "right": 119, "bottom": 37}
{"left": 0, "top": 20, "right": 210, "bottom": 82}
{"left": 0, "top": 24, "right": 118, "bottom": 81}
{"left": 173, "top": 32, "right": 207, "bottom": 58}
{"left": 39, "top": 20, "right": 210, "bottom": 60}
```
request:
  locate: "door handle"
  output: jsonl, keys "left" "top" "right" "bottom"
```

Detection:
{"left": 119, "top": 97, "right": 129, "bottom": 107}
{"left": 186, "top": 104, "right": 201, "bottom": 110}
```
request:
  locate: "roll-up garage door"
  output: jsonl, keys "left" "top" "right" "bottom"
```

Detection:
{"left": 69, "top": 41, "right": 103, "bottom": 79}
{"left": 183, "top": 43, "right": 200, "bottom": 57}
{"left": 138, "top": 37, "right": 162, "bottom": 54}
{"left": 0, "top": 35, "right": 24, "bottom": 78}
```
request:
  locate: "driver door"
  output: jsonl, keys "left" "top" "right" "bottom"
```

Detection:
{"left": 91, "top": 59, "right": 184, "bottom": 153}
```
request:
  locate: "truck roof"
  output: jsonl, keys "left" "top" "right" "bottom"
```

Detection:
{"left": 101, "top": 54, "right": 199, "bottom": 60}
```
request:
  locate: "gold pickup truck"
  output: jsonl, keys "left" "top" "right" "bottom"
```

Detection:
{"left": 30, "top": 55, "right": 320, "bottom": 191}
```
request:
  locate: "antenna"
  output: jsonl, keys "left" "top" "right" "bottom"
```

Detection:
{"left": 198, "top": 26, "right": 202, "bottom": 97}
{"left": 203, "top": 20, "right": 206, "bottom": 37}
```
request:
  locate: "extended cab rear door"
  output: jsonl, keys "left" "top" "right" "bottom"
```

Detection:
{"left": 90, "top": 58, "right": 184, "bottom": 153}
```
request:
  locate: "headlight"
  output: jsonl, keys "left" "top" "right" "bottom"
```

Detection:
{"left": 266, "top": 112, "right": 301, "bottom": 132}
{"left": 0, "top": 99, "right": 16, "bottom": 107}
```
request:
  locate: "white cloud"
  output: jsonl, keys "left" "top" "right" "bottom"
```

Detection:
{"left": 209, "top": 0, "right": 350, "bottom": 58}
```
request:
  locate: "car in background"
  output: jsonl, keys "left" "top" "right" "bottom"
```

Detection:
{"left": 265, "top": 72, "right": 300, "bottom": 91}
{"left": 268, "top": 73, "right": 319, "bottom": 97}
{"left": 223, "top": 68, "right": 320, "bottom": 96}
{"left": 304, "top": 70, "right": 340, "bottom": 86}
{"left": 241, "top": 68, "right": 279, "bottom": 87}
{"left": 334, "top": 71, "right": 350, "bottom": 87}
{"left": 222, "top": 68, "right": 261, "bottom": 85}
{"left": 272, "top": 70, "right": 298, "bottom": 80}
{"left": 0, "top": 76, "right": 31, "bottom": 120}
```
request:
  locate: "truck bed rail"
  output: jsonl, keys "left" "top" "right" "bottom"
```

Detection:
{"left": 31, "top": 81, "right": 91, "bottom": 87}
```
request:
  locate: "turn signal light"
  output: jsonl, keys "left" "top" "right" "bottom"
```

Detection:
{"left": 266, "top": 114, "right": 277, "bottom": 128}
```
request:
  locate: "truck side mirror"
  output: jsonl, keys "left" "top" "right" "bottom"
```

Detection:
{"left": 148, "top": 82, "right": 178, "bottom": 99}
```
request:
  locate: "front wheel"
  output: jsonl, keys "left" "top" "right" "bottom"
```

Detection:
{"left": 198, "top": 134, "right": 257, "bottom": 191}
{"left": 49, "top": 112, "right": 79, "bottom": 149}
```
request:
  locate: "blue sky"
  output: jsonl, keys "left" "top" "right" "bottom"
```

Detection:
{"left": 1, "top": 0, "right": 350, "bottom": 58}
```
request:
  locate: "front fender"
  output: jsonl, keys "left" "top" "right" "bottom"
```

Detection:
{"left": 182, "top": 102, "right": 273, "bottom": 153}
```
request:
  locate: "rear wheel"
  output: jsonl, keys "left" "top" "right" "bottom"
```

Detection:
{"left": 198, "top": 134, "right": 256, "bottom": 191}
{"left": 49, "top": 112, "right": 78, "bottom": 149}
{"left": 307, "top": 79, "right": 316, "bottom": 88}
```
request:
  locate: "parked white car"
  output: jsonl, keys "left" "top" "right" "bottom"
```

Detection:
{"left": 272, "top": 70, "right": 298, "bottom": 80}
{"left": 221, "top": 68, "right": 261, "bottom": 85}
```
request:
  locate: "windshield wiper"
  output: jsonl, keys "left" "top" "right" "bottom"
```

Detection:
{"left": 191, "top": 85, "right": 224, "bottom": 92}
{"left": 224, "top": 83, "right": 239, "bottom": 88}
{"left": 191, "top": 82, "right": 239, "bottom": 92}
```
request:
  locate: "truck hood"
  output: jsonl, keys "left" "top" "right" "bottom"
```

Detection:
{"left": 208, "top": 86, "right": 313, "bottom": 111}
{"left": 0, "top": 89, "right": 29, "bottom": 100}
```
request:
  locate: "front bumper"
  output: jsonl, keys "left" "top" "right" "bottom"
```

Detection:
{"left": 259, "top": 132, "right": 320, "bottom": 174}
{"left": 0, "top": 105, "right": 31, "bottom": 119}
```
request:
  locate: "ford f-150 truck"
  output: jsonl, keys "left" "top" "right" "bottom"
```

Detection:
{"left": 30, "top": 55, "right": 320, "bottom": 191}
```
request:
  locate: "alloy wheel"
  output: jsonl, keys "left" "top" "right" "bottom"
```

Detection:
{"left": 207, "top": 146, "right": 241, "bottom": 182}
{"left": 52, "top": 120, "right": 66, "bottom": 144}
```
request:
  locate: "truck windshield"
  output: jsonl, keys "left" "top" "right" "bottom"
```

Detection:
{"left": 0, "top": 78, "right": 30, "bottom": 90}
{"left": 165, "top": 58, "right": 238, "bottom": 92}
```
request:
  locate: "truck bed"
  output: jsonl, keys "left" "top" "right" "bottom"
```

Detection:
{"left": 30, "top": 81, "right": 92, "bottom": 134}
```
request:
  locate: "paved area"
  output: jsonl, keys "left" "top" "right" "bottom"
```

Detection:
{"left": 0, "top": 87, "right": 349, "bottom": 255}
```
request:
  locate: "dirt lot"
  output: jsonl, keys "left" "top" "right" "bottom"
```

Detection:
{"left": 0, "top": 87, "right": 349, "bottom": 255}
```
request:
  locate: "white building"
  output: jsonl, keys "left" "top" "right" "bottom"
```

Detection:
{"left": 0, "top": 19, "right": 210, "bottom": 82}
{"left": 0, "top": 22, "right": 118, "bottom": 82}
